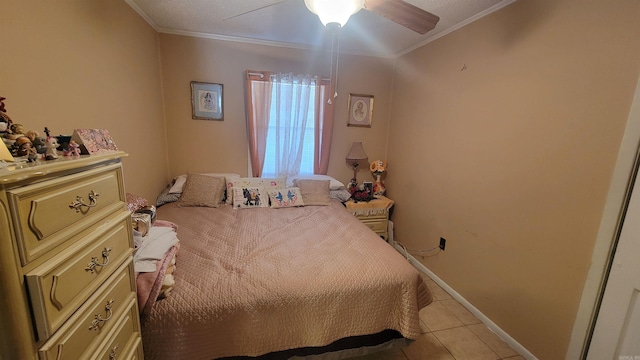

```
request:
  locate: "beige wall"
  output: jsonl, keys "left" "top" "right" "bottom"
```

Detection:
{"left": 387, "top": 0, "right": 640, "bottom": 358}
{"left": 5, "top": 1, "right": 640, "bottom": 357}
{"left": 0, "top": 0, "right": 168, "bottom": 201}
{"left": 159, "top": 34, "right": 393, "bottom": 186}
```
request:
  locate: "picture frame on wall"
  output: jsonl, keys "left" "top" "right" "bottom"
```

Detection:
{"left": 191, "top": 81, "right": 223, "bottom": 120}
{"left": 347, "top": 94, "right": 373, "bottom": 128}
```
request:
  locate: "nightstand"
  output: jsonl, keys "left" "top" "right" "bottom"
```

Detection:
{"left": 345, "top": 196, "right": 394, "bottom": 241}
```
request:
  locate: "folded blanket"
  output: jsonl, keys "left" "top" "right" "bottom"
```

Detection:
{"left": 136, "top": 244, "right": 180, "bottom": 316}
{"left": 135, "top": 220, "right": 180, "bottom": 316}
{"left": 134, "top": 226, "right": 179, "bottom": 273}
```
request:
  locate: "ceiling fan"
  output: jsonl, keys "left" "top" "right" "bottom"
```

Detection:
{"left": 228, "top": 0, "right": 440, "bottom": 35}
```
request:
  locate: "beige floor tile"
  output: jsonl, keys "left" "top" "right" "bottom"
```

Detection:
{"left": 467, "top": 324, "right": 519, "bottom": 359}
{"left": 502, "top": 356, "right": 525, "bottom": 360}
{"left": 420, "top": 319, "right": 432, "bottom": 333}
{"left": 419, "top": 301, "right": 465, "bottom": 331}
{"left": 441, "top": 299, "right": 482, "bottom": 326}
{"left": 349, "top": 346, "right": 408, "bottom": 360}
{"left": 425, "top": 280, "right": 453, "bottom": 301}
{"left": 433, "top": 327, "right": 499, "bottom": 360}
{"left": 402, "top": 333, "right": 455, "bottom": 360}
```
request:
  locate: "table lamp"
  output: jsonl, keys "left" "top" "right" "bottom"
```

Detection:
{"left": 346, "top": 141, "right": 368, "bottom": 190}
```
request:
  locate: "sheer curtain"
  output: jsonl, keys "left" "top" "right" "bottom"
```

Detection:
{"left": 246, "top": 70, "right": 335, "bottom": 178}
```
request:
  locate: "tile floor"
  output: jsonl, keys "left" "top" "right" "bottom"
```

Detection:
{"left": 352, "top": 272, "right": 523, "bottom": 360}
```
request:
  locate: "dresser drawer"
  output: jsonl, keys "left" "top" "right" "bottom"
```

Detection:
{"left": 7, "top": 163, "right": 125, "bottom": 265}
{"left": 97, "top": 306, "right": 142, "bottom": 360}
{"left": 38, "top": 261, "right": 137, "bottom": 360}
{"left": 26, "top": 210, "right": 133, "bottom": 340}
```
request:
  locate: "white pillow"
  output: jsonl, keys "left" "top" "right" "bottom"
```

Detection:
{"left": 268, "top": 187, "right": 305, "bottom": 208}
{"left": 230, "top": 177, "right": 286, "bottom": 204}
{"left": 287, "top": 175, "right": 345, "bottom": 190}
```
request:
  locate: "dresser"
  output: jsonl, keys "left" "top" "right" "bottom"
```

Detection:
{"left": 345, "top": 196, "right": 394, "bottom": 241}
{"left": 0, "top": 152, "right": 143, "bottom": 360}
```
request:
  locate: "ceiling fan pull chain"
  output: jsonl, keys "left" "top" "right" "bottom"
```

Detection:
{"left": 334, "top": 27, "right": 341, "bottom": 99}
{"left": 327, "top": 28, "right": 336, "bottom": 105}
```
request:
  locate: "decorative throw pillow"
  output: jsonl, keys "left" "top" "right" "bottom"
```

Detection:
{"left": 267, "top": 187, "right": 305, "bottom": 208}
{"left": 232, "top": 187, "right": 268, "bottom": 209}
{"left": 178, "top": 174, "right": 226, "bottom": 207}
{"left": 293, "top": 179, "right": 330, "bottom": 206}
{"left": 229, "top": 177, "right": 286, "bottom": 205}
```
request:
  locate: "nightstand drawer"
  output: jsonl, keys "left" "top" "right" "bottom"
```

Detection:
{"left": 7, "top": 163, "right": 125, "bottom": 265}
{"left": 26, "top": 210, "right": 133, "bottom": 340}
{"left": 353, "top": 212, "right": 387, "bottom": 221}
{"left": 362, "top": 219, "right": 388, "bottom": 234}
{"left": 38, "top": 261, "right": 136, "bottom": 360}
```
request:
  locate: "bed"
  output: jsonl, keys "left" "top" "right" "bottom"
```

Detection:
{"left": 137, "top": 174, "right": 433, "bottom": 360}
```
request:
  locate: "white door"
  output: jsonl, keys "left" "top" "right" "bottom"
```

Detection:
{"left": 587, "top": 166, "right": 640, "bottom": 359}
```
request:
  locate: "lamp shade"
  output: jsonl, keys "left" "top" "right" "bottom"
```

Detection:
{"left": 346, "top": 141, "right": 368, "bottom": 162}
{"left": 304, "top": 0, "right": 365, "bottom": 27}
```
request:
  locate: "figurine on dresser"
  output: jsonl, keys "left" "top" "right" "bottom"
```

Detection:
{"left": 370, "top": 160, "right": 387, "bottom": 196}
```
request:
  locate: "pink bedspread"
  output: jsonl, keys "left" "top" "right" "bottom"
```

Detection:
{"left": 142, "top": 200, "right": 432, "bottom": 359}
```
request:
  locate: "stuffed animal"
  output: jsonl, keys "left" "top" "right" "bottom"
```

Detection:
{"left": 44, "top": 136, "right": 59, "bottom": 160}
{"left": 64, "top": 140, "right": 81, "bottom": 156}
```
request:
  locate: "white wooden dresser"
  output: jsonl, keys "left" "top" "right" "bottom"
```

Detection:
{"left": 0, "top": 152, "right": 143, "bottom": 359}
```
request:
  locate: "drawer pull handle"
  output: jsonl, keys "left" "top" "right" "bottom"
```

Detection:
{"left": 85, "top": 247, "right": 112, "bottom": 273}
{"left": 89, "top": 298, "right": 114, "bottom": 331}
{"left": 69, "top": 190, "right": 100, "bottom": 212}
{"left": 109, "top": 344, "right": 119, "bottom": 360}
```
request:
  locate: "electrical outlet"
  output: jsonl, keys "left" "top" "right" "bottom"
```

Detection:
{"left": 439, "top": 237, "right": 446, "bottom": 251}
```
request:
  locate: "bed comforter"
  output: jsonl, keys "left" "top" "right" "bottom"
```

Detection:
{"left": 142, "top": 200, "right": 432, "bottom": 359}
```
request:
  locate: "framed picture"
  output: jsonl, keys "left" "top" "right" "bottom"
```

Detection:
{"left": 347, "top": 94, "right": 373, "bottom": 127}
{"left": 191, "top": 81, "right": 223, "bottom": 120}
{"left": 363, "top": 181, "right": 374, "bottom": 200}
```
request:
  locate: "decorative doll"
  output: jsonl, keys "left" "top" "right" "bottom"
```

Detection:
{"left": 369, "top": 160, "right": 387, "bottom": 196}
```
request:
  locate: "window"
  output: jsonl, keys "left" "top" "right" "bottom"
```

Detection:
{"left": 245, "top": 70, "right": 335, "bottom": 178}
{"left": 261, "top": 82, "right": 317, "bottom": 178}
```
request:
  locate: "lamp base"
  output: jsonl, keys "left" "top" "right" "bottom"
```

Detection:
{"left": 348, "top": 178, "right": 358, "bottom": 193}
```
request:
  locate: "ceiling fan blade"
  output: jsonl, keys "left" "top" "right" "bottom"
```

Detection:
{"left": 364, "top": 0, "right": 439, "bottom": 34}
{"left": 223, "top": 0, "right": 289, "bottom": 21}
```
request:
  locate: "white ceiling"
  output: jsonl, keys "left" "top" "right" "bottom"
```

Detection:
{"left": 125, "top": 0, "right": 516, "bottom": 58}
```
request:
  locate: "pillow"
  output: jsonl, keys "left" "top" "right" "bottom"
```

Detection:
{"left": 232, "top": 187, "right": 268, "bottom": 209}
{"left": 293, "top": 179, "right": 330, "bottom": 206}
{"left": 287, "top": 174, "right": 345, "bottom": 190}
{"left": 178, "top": 174, "right": 226, "bottom": 207}
{"left": 267, "top": 187, "right": 305, "bottom": 208}
{"left": 330, "top": 188, "right": 352, "bottom": 203}
{"left": 169, "top": 173, "right": 240, "bottom": 205}
{"left": 157, "top": 185, "right": 180, "bottom": 207}
{"left": 168, "top": 175, "right": 188, "bottom": 194}
{"left": 230, "top": 177, "right": 286, "bottom": 204}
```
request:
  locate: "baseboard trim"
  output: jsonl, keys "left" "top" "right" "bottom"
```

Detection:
{"left": 391, "top": 241, "right": 538, "bottom": 360}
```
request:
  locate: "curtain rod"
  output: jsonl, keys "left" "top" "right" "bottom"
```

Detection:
{"left": 248, "top": 72, "right": 330, "bottom": 82}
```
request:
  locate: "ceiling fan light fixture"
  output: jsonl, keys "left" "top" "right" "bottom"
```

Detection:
{"left": 304, "top": 0, "right": 365, "bottom": 27}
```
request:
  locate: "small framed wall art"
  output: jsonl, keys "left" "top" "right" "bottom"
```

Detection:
{"left": 191, "top": 81, "right": 223, "bottom": 120}
{"left": 347, "top": 93, "right": 373, "bottom": 127}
